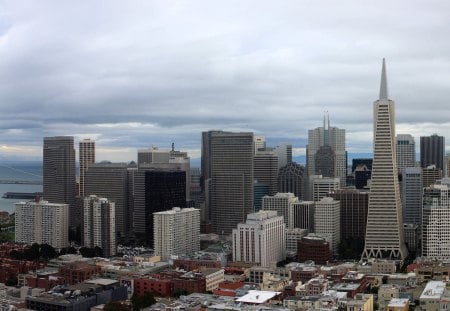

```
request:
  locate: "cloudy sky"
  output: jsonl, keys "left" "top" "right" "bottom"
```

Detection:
{"left": 1, "top": 0, "right": 450, "bottom": 162}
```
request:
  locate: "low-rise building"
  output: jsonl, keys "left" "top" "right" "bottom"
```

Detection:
{"left": 387, "top": 298, "right": 409, "bottom": 311}
{"left": 346, "top": 293, "right": 373, "bottom": 311}
{"left": 419, "top": 280, "right": 446, "bottom": 311}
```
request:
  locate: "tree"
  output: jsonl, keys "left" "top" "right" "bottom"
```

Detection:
{"left": 103, "top": 301, "right": 129, "bottom": 311}
{"left": 40, "top": 243, "right": 57, "bottom": 259}
{"left": 131, "top": 292, "right": 156, "bottom": 311}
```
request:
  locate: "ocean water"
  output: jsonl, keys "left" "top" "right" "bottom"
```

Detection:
{"left": 0, "top": 162, "right": 43, "bottom": 214}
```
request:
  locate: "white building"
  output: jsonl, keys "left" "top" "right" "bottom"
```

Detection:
{"left": 232, "top": 210, "right": 286, "bottom": 268}
{"left": 311, "top": 175, "right": 340, "bottom": 202}
{"left": 422, "top": 179, "right": 450, "bottom": 259}
{"left": 286, "top": 228, "right": 308, "bottom": 257}
{"left": 83, "top": 195, "right": 116, "bottom": 257}
{"left": 15, "top": 200, "right": 69, "bottom": 249}
{"left": 254, "top": 136, "right": 266, "bottom": 154}
{"left": 314, "top": 197, "right": 340, "bottom": 254}
{"left": 153, "top": 207, "right": 200, "bottom": 260}
{"left": 396, "top": 134, "right": 416, "bottom": 172}
{"left": 262, "top": 192, "right": 298, "bottom": 226}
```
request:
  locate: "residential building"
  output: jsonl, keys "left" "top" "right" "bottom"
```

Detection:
{"left": 362, "top": 59, "right": 408, "bottom": 261}
{"left": 15, "top": 199, "right": 69, "bottom": 249}
{"left": 232, "top": 210, "right": 285, "bottom": 267}
{"left": 153, "top": 207, "right": 200, "bottom": 261}
{"left": 314, "top": 197, "right": 340, "bottom": 254}
{"left": 83, "top": 195, "right": 116, "bottom": 257}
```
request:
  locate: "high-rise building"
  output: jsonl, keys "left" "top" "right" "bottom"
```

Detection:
{"left": 254, "top": 150, "right": 278, "bottom": 195}
{"left": 43, "top": 136, "right": 76, "bottom": 209}
{"left": 401, "top": 167, "right": 422, "bottom": 226}
{"left": 202, "top": 131, "right": 254, "bottom": 235}
{"left": 83, "top": 195, "right": 116, "bottom": 257}
{"left": 354, "top": 165, "right": 372, "bottom": 189}
{"left": 311, "top": 176, "right": 340, "bottom": 202}
{"left": 262, "top": 192, "right": 298, "bottom": 226}
{"left": 422, "top": 179, "right": 450, "bottom": 259}
{"left": 132, "top": 169, "right": 186, "bottom": 245}
{"left": 232, "top": 210, "right": 286, "bottom": 267}
{"left": 286, "top": 228, "right": 308, "bottom": 257}
{"left": 153, "top": 207, "right": 200, "bottom": 261}
{"left": 306, "top": 114, "right": 346, "bottom": 186}
{"left": 288, "top": 201, "right": 315, "bottom": 232}
{"left": 396, "top": 134, "right": 416, "bottom": 172}
{"left": 84, "top": 163, "right": 129, "bottom": 237}
{"left": 79, "top": 139, "right": 95, "bottom": 198}
{"left": 422, "top": 165, "right": 443, "bottom": 188}
{"left": 314, "top": 197, "right": 340, "bottom": 254}
{"left": 420, "top": 134, "right": 445, "bottom": 171}
{"left": 330, "top": 189, "right": 369, "bottom": 241}
{"left": 254, "top": 136, "right": 266, "bottom": 154}
{"left": 278, "top": 162, "right": 306, "bottom": 200}
{"left": 274, "top": 144, "right": 293, "bottom": 169}
{"left": 315, "top": 145, "right": 335, "bottom": 177}
{"left": 15, "top": 199, "right": 69, "bottom": 249}
{"left": 362, "top": 59, "right": 408, "bottom": 261}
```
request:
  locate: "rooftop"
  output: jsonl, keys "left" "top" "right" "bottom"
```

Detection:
{"left": 388, "top": 298, "right": 409, "bottom": 307}
{"left": 235, "top": 290, "right": 280, "bottom": 304}
{"left": 420, "top": 281, "right": 446, "bottom": 300}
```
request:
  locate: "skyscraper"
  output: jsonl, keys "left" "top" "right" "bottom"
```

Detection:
{"left": 202, "top": 131, "right": 254, "bottom": 235}
{"left": 314, "top": 197, "right": 340, "bottom": 254}
{"left": 278, "top": 162, "right": 306, "bottom": 200}
{"left": 43, "top": 136, "right": 76, "bottom": 224}
{"left": 254, "top": 150, "right": 278, "bottom": 195}
{"left": 362, "top": 59, "right": 408, "bottom": 261}
{"left": 262, "top": 192, "right": 298, "bottom": 226}
{"left": 306, "top": 114, "right": 346, "bottom": 187}
{"left": 420, "top": 134, "right": 445, "bottom": 171}
{"left": 401, "top": 167, "right": 422, "bottom": 226}
{"left": 396, "top": 134, "right": 416, "bottom": 172}
{"left": 83, "top": 195, "right": 116, "bottom": 257}
{"left": 79, "top": 139, "right": 95, "bottom": 198}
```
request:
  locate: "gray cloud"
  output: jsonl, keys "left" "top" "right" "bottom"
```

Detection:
{"left": 1, "top": 0, "right": 450, "bottom": 161}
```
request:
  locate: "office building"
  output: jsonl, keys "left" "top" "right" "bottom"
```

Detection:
{"left": 132, "top": 169, "right": 186, "bottom": 245}
{"left": 306, "top": 113, "right": 346, "bottom": 186}
{"left": 422, "top": 179, "right": 450, "bottom": 259}
{"left": 84, "top": 163, "right": 129, "bottom": 237}
{"left": 362, "top": 59, "right": 408, "bottom": 261}
{"left": 352, "top": 159, "right": 373, "bottom": 172}
{"left": 314, "top": 145, "right": 335, "bottom": 177}
{"left": 278, "top": 162, "right": 306, "bottom": 200}
{"left": 401, "top": 167, "right": 422, "bottom": 225}
{"left": 311, "top": 175, "right": 340, "bottom": 201}
{"left": 254, "top": 136, "right": 266, "bottom": 153}
{"left": 354, "top": 164, "right": 372, "bottom": 189}
{"left": 314, "top": 197, "right": 340, "bottom": 254}
{"left": 330, "top": 188, "right": 369, "bottom": 241}
{"left": 274, "top": 143, "right": 293, "bottom": 169}
{"left": 297, "top": 235, "right": 333, "bottom": 264}
{"left": 422, "top": 165, "right": 442, "bottom": 188}
{"left": 254, "top": 181, "right": 270, "bottom": 211}
{"left": 403, "top": 223, "right": 419, "bottom": 254}
{"left": 153, "top": 207, "right": 200, "bottom": 261}
{"left": 79, "top": 139, "right": 95, "bottom": 198}
{"left": 420, "top": 134, "right": 445, "bottom": 171}
{"left": 15, "top": 200, "right": 69, "bottom": 249}
{"left": 202, "top": 131, "right": 254, "bottom": 235}
{"left": 43, "top": 136, "right": 76, "bottom": 215}
{"left": 288, "top": 201, "right": 315, "bottom": 232}
{"left": 83, "top": 195, "right": 116, "bottom": 257}
{"left": 262, "top": 192, "right": 298, "bottom": 226}
{"left": 254, "top": 150, "right": 278, "bottom": 195}
{"left": 286, "top": 228, "right": 308, "bottom": 257}
{"left": 396, "top": 134, "right": 416, "bottom": 172}
{"left": 232, "top": 210, "right": 286, "bottom": 267}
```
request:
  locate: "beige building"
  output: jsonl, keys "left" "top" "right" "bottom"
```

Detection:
{"left": 200, "top": 268, "right": 225, "bottom": 291}
{"left": 262, "top": 192, "right": 298, "bottom": 226}
{"left": 15, "top": 200, "right": 69, "bottom": 249}
{"left": 378, "top": 285, "right": 400, "bottom": 310}
{"left": 346, "top": 293, "right": 373, "bottom": 311}
{"left": 314, "top": 197, "right": 340, "bottom": 254}
{"left": 388, "top": 298, "right": 409, "bottom": 311}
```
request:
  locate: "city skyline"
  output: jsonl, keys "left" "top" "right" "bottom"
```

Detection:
{"left": 1, "top": 2, "right": 450, "bottom": 162}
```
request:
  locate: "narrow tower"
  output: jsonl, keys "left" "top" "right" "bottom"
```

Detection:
{"left": 362, "top": 59, "right": 408, "bottom": 261}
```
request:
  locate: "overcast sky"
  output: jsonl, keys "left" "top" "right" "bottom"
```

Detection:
{"left": 1, "top": 0, "right": 450, "bottom": 162}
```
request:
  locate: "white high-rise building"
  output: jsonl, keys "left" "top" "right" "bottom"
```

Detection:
{"left": 153, "top": 207, "right": 200, "bottom": 260}
{"left": 15, "top": 200, "right": 69, "bottom": 249}
{"left": 306, "top": 113, "right": 346, "bottom": 187}
{"left": 396, "top": 134, "right": 416, "bottom": 172}
{"left": 362, "top": 59, "right": 408, "bottom": 261}
{"left": 83, "top": 195, "right": 116, "bottom": 257}
{"left": 232, "top": 210, "right": 286, "bottom": 267}
{"left": 254, "top": 136, "right": 266, "bottom": 154}
{"left": 422, "top": 179, "right": 450, "bottom": 259}
{"left": 262, "top": 192, "right": 298, "bottom": 226}
{"left": 311, "top": 176, "right": 340, "bottom": 202}
{"left": 314, "top": 197, "right": 340, "bottom": 254}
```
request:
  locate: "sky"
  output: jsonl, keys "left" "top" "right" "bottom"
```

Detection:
{"left": 1, "top": 0, "right": 450, "bottom": 162}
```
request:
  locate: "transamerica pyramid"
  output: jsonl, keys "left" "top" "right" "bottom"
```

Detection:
{"left": 361, "top": 59, "right": 408, "bottom": 262}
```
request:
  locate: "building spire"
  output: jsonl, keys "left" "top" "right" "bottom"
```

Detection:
{"left": 379, "top": 58, "right": 388, "bottom": 100}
